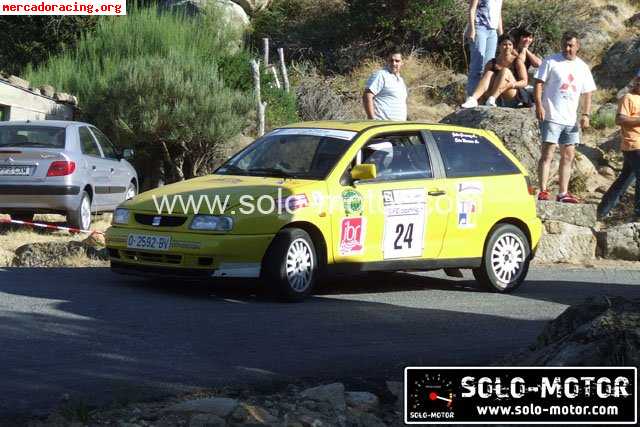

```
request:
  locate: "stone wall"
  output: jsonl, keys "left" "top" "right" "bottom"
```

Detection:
{"left": 0, "top": 79, "right": 75, "bottom": 121}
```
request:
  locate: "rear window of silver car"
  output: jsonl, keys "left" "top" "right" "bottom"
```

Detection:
{"left": 0, "top": 126, "right": 66, "bottom": 149}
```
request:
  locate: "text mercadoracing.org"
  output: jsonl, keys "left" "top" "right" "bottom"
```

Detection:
{"left": 0, "top": 0, "right": 125, "bottom": 15}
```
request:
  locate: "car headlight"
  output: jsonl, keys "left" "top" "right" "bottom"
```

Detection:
{"left": 190, "top": 215, "right": 234, "bottom": 231}
{"left": 112, "top": 208, "right": 130, "bottom": 225}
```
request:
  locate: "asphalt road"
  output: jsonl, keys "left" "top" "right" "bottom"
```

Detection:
{"left": 1, "top": 266, "right": 639, "bottom": 417}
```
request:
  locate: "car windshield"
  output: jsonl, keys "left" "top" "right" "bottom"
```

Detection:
{"left": 216, "top": 128, "right": 356, "bottom": 179}
{"left": 0, "top": 126, "right": 66, "bottom": 149}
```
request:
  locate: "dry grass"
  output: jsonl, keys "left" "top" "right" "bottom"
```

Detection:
{"left": 329, "top": 52, "right": 459, "bottom": 122}
{"left": 0, "top": 213, "right": 111, "bottom": 267}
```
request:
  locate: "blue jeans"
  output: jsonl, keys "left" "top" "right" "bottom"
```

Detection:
{"left": 467, "top": 26, "right": 498, "bottom": 96}
{"left": 598, "top": 150, "right": 640, "bottom": 218}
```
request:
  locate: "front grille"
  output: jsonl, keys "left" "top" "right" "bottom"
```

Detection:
{"left": 134, "top": 214, "right": 187, "bottom": 227}
{"left": 121, "top": 250, "right": 183, "bottom": 265}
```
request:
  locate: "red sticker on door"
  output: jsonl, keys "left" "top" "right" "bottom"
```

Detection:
{"left": 339, "top": 217, "right": 365, "bottom": 256}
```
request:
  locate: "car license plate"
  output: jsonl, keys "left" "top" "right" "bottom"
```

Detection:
{"left": 127, "top": 234, "right": 171, "bottom": 251}
{"left": 0, "top": 166, "right": 30, "bottom": 176}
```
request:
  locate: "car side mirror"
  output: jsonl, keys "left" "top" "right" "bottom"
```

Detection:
{"left": 122, "top": 149, "right": 134, "bottom": 160}
{"left": 351, "top": 164, "right": 377, "bottom": 181}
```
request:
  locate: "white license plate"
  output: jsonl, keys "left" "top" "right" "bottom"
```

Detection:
{"left": 127, "top": 234, "right": 171, "bottom": 251}
{"left": 0, "top": 166, "right": 30, "bottom": 176}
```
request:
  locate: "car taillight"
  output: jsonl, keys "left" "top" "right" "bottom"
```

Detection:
{"left": 47, "top": 161, "right": 76, "bottom": 177}
{"left": 524, "top": 176, "right": 535, "bottom": 196}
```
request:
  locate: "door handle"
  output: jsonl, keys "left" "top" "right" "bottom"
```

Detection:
{"left": 428, "top": 190, "right": 446, "bottom": 196}
{"left": 91, "top": 165, "right": 96, "bottom": 170}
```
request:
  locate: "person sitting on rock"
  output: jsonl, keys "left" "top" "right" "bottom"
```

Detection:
{"left": 461, "top": 34, "right": 528, "bottom": 108}
{"left": 514, "top": 27, "right": 542, "bottom": 106}
{"left": 597, "top": 72, "right": 640, "bottom": 222}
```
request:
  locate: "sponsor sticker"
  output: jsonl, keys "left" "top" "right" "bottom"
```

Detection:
{"left": 342, "top": 189, "right": 363, "bottom": 216}
{"left": 452, "top": 132, "right": 480, "bottom": 144}
{"left": 339, "top": 217, "right": 365, "bottom": 256}
{"left": 457, "top": 182, "right": 483, "bottom": 229}
{"left": 405, "top": 367, "right": 637, "bottom": 424}
{"left": 382, "top": 189, "right": 425, "bottom": 259}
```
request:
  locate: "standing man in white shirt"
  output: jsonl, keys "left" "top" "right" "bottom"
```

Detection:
{"left": 535, "top": 31, "right": 596, "bottom": 203}
{"left": 466, "top": 0, "right": 503, "bottom": 96}
{"left": 363, "top": 48, "right": 408, "bottom": 121}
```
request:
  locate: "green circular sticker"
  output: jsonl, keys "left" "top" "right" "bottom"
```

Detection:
{"left": 342, "top": 189, "right": 363, "bottom": 215}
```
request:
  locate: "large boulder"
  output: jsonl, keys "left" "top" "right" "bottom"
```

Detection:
{"left": 593, "top": 35, "right": 640, "bottom": 90}
{"left": 536, "top": 200, "right": 597, "bottom": 228}
{"left": 162, "top": 0, "right": 250, "bottom": 28}
{"left": 602, "top": 222, "right": 640, "bottom": 261}
{"left": 534, "top": 220, "right": 597, "bottom": 264}
{"left": 441, "top": 107, "right": 541, "bottom": 178}
{"left": 232, "top": 0, "right": 271, "bottom": 15}
{"left": 503, "top": 296, "right": 640, "bottom": 366}
{"left": 11, "top": 241, "right": 108, "bottom": 267}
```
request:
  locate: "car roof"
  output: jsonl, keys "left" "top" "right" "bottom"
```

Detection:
{"left": 281, "top": 120, "right": 483, "bottom": 134}
{"left": 0, "top": 120, "right": 90, "bottom": 128}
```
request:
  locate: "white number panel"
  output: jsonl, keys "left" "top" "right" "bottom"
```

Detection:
{"left": 382, "top": 189, "right": 426, "bottom": 259}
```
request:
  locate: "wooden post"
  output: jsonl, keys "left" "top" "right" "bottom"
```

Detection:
{"left": 268, "top": 65, "right": 281, "bottom": 89}
{"left": 250, "top": 59, "right": 267, "bottom": 137}
{"left": 262, "top": 38, "right": 270, "bottom": 68}
{"left": 277, "top": 48, "right": 290, "bottom": 93}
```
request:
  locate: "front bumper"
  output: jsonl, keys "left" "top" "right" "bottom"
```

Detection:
{"left": 106, "top": 226, "right": 274, "bottom": 278}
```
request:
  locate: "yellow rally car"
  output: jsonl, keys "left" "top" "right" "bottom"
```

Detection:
{"left": 106, "top": 122, "right": 542, "bottom": 301}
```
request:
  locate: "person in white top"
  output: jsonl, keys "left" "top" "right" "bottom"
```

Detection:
{"left": 534, "top": 31, "right": 596, "bottom": 203}
{"left": 363, "top": 49, "right": 408, "bottom": 121}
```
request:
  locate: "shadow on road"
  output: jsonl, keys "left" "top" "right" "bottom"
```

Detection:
{"left": 0, "top": 266, "right": 638, "bottom": 419}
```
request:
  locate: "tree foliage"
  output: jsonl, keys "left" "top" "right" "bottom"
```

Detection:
{"left": 0, "top": 16, "right": 96, "bottom": 75}
{"left": 26, "top": 4, "right": 254, "bottom": 188}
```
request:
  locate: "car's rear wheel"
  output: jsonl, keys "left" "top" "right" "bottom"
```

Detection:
{"left": 473, "top": 224, "right": 530, "bottom": 293}
{"left": 124, "top": 182, "right": 136, "bottom": 201}
{"left": 67, "top": 191, "right": 92, "bottom": 231}
{"left": 262, "top": 228, "right": 317, "bottom": 302}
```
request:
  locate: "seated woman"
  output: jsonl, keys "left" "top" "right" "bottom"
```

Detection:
{"left": 461, "top": 34, "right": 528, "bottom": 108}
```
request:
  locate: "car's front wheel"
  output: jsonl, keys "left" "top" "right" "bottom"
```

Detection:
{"left": 67, "top": 191, "right": 92, "bottom": 231}
{"left": 473, "top": 224, "right": 530, "bottom": 293}
{"left": 262, "top": 228, "right": 318, "bottom": 302}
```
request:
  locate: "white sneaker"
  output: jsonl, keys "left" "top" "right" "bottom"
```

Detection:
{"left": 461, "top": 97, "right": 478, "bottom": 108}
{"left": 485, "top": 96, "right": 497, "bottom": 107}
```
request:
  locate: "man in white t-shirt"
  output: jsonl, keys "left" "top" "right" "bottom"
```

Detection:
{"left": 534, "top": 31, "right": 596, "bottom": 203}
{"left": 363, "top": 49, "right": 408, "bottom": 121}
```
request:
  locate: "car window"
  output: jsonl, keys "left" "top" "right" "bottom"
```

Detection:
{"left": 0, "top": 126, "right": 66, "bottom": 148}
{"left": 91, "top": 127, "right": 119, "bottom": 160}
{"left": 358, "top": 133, "right": 432, "bottom": 181}
{"left": 79, "top": 127, "right": 101, "bottom": 157}
{"left": 218, "top": 128, "right": 355, "bottom": 179}
{"left": 431, "top": 131, "right": 520, "bottom": 178}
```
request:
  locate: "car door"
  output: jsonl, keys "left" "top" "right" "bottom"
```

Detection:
{"left": 90, "top": 127, "right": 129, "bottom": 207}
{"left": 78, "top": 126, "right": 110, "bottom": 209}
{"left": 330, "top": 131, "right": 449, "bottom": 265}
{"left": 427, "top": 129, "right": 522, "bottom": 260}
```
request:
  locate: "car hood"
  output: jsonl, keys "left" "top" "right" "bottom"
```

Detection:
{"left": 120, "top": 174, "right": 317, "bottom": 215}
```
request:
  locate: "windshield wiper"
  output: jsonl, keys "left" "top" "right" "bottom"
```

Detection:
{"left": 247, "top": 167, "right": 301, "bottom": 178}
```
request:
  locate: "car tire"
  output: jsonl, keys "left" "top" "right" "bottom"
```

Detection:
{"left": 473, "top": 224, "right": 530, "bottom": 293}
{"left": 67, "top": 191, "right": 92, "bottom": 231}
{"left": 124, "top": 182, "right": 137, "bottom": 201}
{"left": 261, "top": 228, "right": 318, "bottom": 302}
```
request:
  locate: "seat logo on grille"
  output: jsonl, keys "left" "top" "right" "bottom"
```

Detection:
{"left": 152, "top": 216, "right": 162, "bottom": 226}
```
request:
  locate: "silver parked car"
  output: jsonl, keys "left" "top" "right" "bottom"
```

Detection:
{"left": 0, "top": 120, "right": 138, "bottom": 230}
